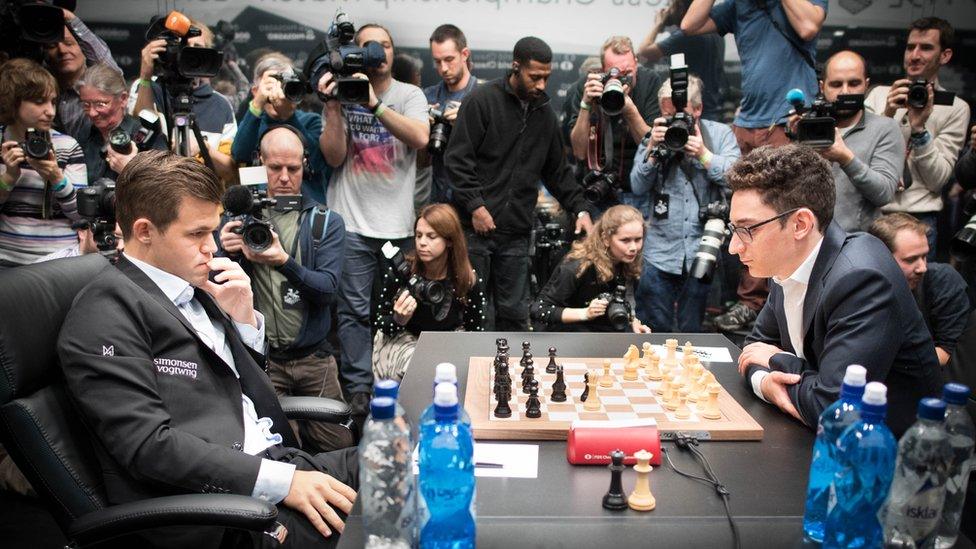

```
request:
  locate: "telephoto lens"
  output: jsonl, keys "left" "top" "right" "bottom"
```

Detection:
{"left": 690, "top": 218, "right": 727, "bottom": 283}
{"left": 108, "top": 129, "right": 133, "bottom": 154}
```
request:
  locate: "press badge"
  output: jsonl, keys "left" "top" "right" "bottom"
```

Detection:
{"left": 653, "top": 193, "right": 670, "bottom": 220}
{"left": 280, "top": 281, "right": 303, "bottom": 310}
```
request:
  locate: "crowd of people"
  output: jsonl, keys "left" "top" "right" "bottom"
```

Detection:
{"left": 1, "top": 2, "right": 975, "bottom": 547}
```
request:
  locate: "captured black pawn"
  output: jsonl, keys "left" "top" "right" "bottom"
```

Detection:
{"left": 602, "top": 449, "right": 629, "bottom": 511}
{"left": 550, "top": 366, "right": 567, "bottom": 402}
{"left": 581, "top": 371, "right": 590, "bottom": 402}
{"left": 494, "top": 382, "right": 513, "bottom": 418}
{"left": 525, "top": 379, "right": 542, "bottom": 418}
{"left": 546, "top": 346, "right": 559, "bottom": 374}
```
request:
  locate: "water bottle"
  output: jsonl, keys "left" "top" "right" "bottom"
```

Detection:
{"left": 935, "top": 383, "right": 974, "bottom": 549}
{"left": 359, "top": 397, "right": 416, "bottom": 549}
{"left": 419, "top": 383, "right": 476, "bottom": 549}
{"left": 374, "top": 379, "right": 407, "bottom": 420}
{"left": 419, "top": 363, "right": 471, "bottom": 427}
{"left": 882, "top": 398, "right": 953, "bottom": 548}
{"left": 802, "top": 364, "right": 867, "bottom": 542}
{"left": 824, "top": 381, "right": 897, "bottom": 549}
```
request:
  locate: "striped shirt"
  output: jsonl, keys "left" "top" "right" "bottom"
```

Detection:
{"left": 0, "top": 130, "right": 88, "bottom": 265}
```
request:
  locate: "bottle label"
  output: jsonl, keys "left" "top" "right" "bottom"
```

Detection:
{"left": 896, "top": 485, "right": 946, "bottom": 540}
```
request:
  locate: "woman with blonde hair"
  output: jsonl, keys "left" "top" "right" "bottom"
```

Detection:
{"left": 531, "top": 205, "right": 650, "bottom": 333}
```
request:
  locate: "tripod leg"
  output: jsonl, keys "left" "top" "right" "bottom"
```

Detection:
{"left": 190, "top": 118, "right": 217, "bottom": 174}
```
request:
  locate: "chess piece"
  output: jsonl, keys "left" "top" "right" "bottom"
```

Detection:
{"left": 496, "top": 337, "right": 509, "bottom": 356}
{"left": 599, "top": 359, "right": 614, "bottom": 388}
{"left": 581, "top": 371, "right": 591, "bottom": 402}
{"left": 656, "top": 369, "right": 671, "bottom": 396}
{"left": 683, "top": 341, "right": 694, "bottom": 359}
{"left": 646, "top": 354, "right": 662, "bottom": 381}
{"left": 675, "top": 388, "right": 691, "bottom": 419}
{"left": 628, "top": 449, "right": 656, "bottom": 511}
{"left": 493, "top": 383, "right": 512, "bottom": 418}
{"left": 664, "top": 338, "right": 679, "bottom": 368}
{"left": 521, "top": 357, "right": 535, "bottom": 394}
{"left": 525, "top": 380, "right": 542, "bottom": 418}
{"left": 701, "top": 383, "right": 722, "bottom": 420}
{"left": 623, "top": 345, "right": 639, "bottom": 381}
{"left": 602, "top": 449, "right": 629, "bottom": 511}
{"left": 550, "top": 366, "right": 567, "bottom": 402}
{"left": 520, "top": 341, "right": 532, "bottom": 367}
{"left": 546, "top": 346, "right": 559, "bottom": 374}
{"left": 583, "top": 370, "right": 602, "bottom": 411}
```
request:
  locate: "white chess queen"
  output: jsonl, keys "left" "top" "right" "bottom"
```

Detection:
{"left": 530, "top": 205, "right": 651, "bottom": 333}
{"left": 372, "top": 203, "right": 487, "bottom": 381}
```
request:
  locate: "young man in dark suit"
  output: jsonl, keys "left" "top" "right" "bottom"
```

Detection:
{"left": 57, "top": 150, "right": 356, "bottom": 548}
{"left": 728, "top": 144, "right": 942, "bottom": 437}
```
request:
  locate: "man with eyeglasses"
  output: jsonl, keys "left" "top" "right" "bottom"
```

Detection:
{"left": 728, "top": 144, "right": 941, "bottom": 437}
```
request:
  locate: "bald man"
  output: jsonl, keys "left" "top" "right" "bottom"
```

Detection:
{"left": 219, "top": 126, "right": 353, "bottom": 453}
{"left": 794, "top": 50, "right": 905, "bottom": 231}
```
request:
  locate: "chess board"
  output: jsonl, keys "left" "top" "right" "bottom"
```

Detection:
{"left": 463, "top": 352, "right": 764, "bottom": 441}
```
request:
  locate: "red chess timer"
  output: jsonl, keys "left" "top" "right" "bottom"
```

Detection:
{"left": 566, "top": 419, "right": 662, "bottom": 466}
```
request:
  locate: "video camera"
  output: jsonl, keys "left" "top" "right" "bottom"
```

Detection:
{"left": 145, "top": 11, "right": 223, "bottom": 87}
{"left": 0, "top": 0, "right": 67, "bottom": 62}
{"left": 21, "top": 128, "right": 52, "bottom": 160}
{"left": 304, "top": 11, "right": 386, "bottom": 105}
{"left": 272, "top": 67, "right": 311, "bottom": 104}
{"left": 785, "top": 88, "right": 863, "bottom": 149}
{"left": 76, "top": 178, "right": 118, "bottom": 255}
{"left": 649, "top": 54, "right": 696, "bottom": 161}
{"left": 381, "top": 241, "right": 452, "bottom": 321}
{"left": 593, "top": 68, "right": 631, "bottom": 117}
{"left": 221, "top": 185, "right": 301, "bottom": 252}
{"left": 598, "top": 284, "right": 632, "bottom": 332}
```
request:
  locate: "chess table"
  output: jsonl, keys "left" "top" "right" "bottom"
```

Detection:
{"left": 339, "top": 332, "right": 818, "bottom": 548}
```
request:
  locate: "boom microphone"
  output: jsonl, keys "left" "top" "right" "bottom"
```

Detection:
{"left": 222, "top": 185, "right": 254, "bottom": 215}
{"left": 786, "top": 88, "right": 806, "bottom": 110}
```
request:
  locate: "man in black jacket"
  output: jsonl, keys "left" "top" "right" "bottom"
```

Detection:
{"left": 445, "top": 36, "right": 594, "bottom": 330}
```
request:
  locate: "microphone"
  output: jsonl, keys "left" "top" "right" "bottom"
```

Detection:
{"left": 222, "top": 185, "right": 254, "bottom": 216}
{"left": 785, "top": 88, "right": 806, "bottom": 109}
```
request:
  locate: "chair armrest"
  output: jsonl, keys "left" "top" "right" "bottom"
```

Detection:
{"left": 278, "top": 395, "right": 351, "bottom": 424}
{"left": 67, "top": 494, "right": 277, "bottom": 546}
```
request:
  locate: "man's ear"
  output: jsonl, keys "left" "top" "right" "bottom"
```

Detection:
{"left": 794, "top": 209, "right": 818, "bottom": 240}
{"left": 940, "top": 47, "right": 953, "bottom": 66}
{"left": 512, "top": 62, "right": 520, "bottom": 74}
{"left": 131, "top": 218, "right": 154, "bottom": 245}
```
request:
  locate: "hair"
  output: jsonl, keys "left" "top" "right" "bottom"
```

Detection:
{"left": 189, "top": 18, "right": 215, "bottom": 48}
{"left": 909, "top": 17, "right": 954, "bottom": 50}
{"left": 513, "top": 36, "right": 552, "bottom": 65}
{"left": 579, "top": 56, "right": 603, "bottom": 77}
{"left": 251, "top": 52, "right": 293, "bottom": 83}
{"left": 868, "top": 213, "right": 930, "bottom": 253}
{"left": 74, "top": 63, "right": 127, "bottom": 96}
{"left": 356, "top": 23, "right": 394, "bottom": 50}
{"left": 600, "top": 36, "right": 636, "bottom": 62}
{"left": 662, "top": 0, "right": 693, "bottom": 27}
{"left": 407, "top": 204, "right": 475, "bottom": 300}
{"left": 658, "top": 74, "right": 705, "bottom": 108}
{"left": 726, "top": 145, "right": 836, "bottom": 231}
{"left": 115, "top": 150, "right": 223, "bottom": 239}
{"left": 0, "top": 58, "right": 58, "bottom": 126}
{"left": 430, "top": 24, "right": 467, "bottom": 51}
{"left": 823, "top": 50, "right": 869, "bottom": 81}
{"left": 566, "top": 205, "right": 644, "bottom": 283}
{"left": 391, "top": 53, "right": 422, "bottom": 85}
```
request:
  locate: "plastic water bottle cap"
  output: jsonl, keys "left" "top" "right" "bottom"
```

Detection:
{"left": 917, "top": 398, "right": 947, "bottom": 421}
{"left": 369, "top": 397, "right": 396, "bottom": 420}
{"left": 842, "top": 365, "right": 867, "bottom": 387}
{"left": 862, "top": 382, "right": 887, "bottom": 406}
{"left": 374, "top": 379, "right": 400, "bottom": 399}
{"left": 434, "top": 363, "right": 458, "bottom": 384}
{"left": 434, "top": 382, "right": 459, "bottom": 407}
{"left": 943, "top": 383, "right": 971, "bottom": 405}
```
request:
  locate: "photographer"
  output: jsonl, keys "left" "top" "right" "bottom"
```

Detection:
{"left": 790, "top": 51, "right": 903, "bottom": 232}
{"left": 317, "top": 23, "right": 429, "bottom": 412}
{"left": 419, "top": 24, "right": 479, "bottom": 205}
{"left": 231, "top": 53, "right": 330, "bottom": 204}
{"left": 0, "top": 58, "right": 87, "bottom": 267}
{"left": 76, "top": 63, "right": 167, "bottom": 183}
{"left": 630, "top": 74, "right": 739, "bottom": 332}
{"left": 131, "top": 16, "right": 238, "bottom": 182}
{"left": 44, "top": 7, "right": 122, "bottom": 140}
{"left": 373, "top": 203, "right": 486, "bottom": 381}
{"left": 531, "top": 205, "right": 649, "bottom": 333}
{"left": 35, "top": 220, "right": 123, "bottom": 262}
{"left": 866, "top": 17, "right": 971, "bottom": 257}
{"left": 567, "top": 36, "right": 662, "bottom": 204}
{"left": 218, "top": 126, "right": 351, "bottom": 453}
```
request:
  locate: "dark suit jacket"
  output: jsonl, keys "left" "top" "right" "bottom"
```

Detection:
{"left": 745, "top": 221, "right": 943, "bottom": 436}
{"left": 57, "top": 255, "right": 299, "bottom": 507}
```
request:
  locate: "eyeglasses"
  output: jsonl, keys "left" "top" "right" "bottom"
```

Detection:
{"left": 726, "top": 208, "right": 801, "bottom": 244}
{"left": 80, "top": 100, "right": 114, "bottom": 113}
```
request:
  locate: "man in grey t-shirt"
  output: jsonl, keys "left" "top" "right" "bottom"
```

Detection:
{"left": 318, "top": 24, "right": 429, "bottom": 417}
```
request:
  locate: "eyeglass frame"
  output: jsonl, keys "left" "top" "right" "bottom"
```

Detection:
{"left": 79, "top": 98, "right": 119, "bottom": 113}
{"left": 726, "top": 207, "right": 801, "bottom": 244}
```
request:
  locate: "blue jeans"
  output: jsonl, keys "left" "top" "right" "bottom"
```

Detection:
{"left": 635, "top": 263, "right": 712, "bottom": 333}
{"left": 336, "top": 232, "right": 410, "bottom": 394}
{"left": 913, "top": 211, "right": 938, "bottom": 262}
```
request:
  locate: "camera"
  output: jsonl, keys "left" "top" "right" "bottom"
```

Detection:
{"left": 582, "top": 169, "right": 620, "bottom": 205}
{"left": 598, "top": 284, "right": 632, "bottom": 332}
{"left": 594, "top": 67, "right": 632, "bottom": 117}
{"left": 951, "top": 197, "right": 976, "bottom": 261}
{"left": 221, "top": 185, "right": 301, "bottom": 252}
{"left": 76, "top": 178, "right": 118, "bottom": 254}
{"left": 531, "top": 207, "right": 570, "bottom": 296}
{"left": 648, "top": 54, "right": 696, "bottom": 160}
{"left": 145, "top": 11, "right": 224, "bottom": 85}
{"left": 21, "top": 128, "right": 52, "bottom": 159}
{"left": 0, "top": 0, "right": 66, "bottom": 62}
{"left": 132, "top": 109, "right": 161, "bottom": 150}
{"left": 786, "top": 89, "right": 863, "bottom": 149}
{"left": 903, "top": 79, "right": 956, "bottom": 109}
{"left": 304, "top": 11, "right": 386, "bottom": 105}
{"left": 272, "top": 68, "right": 310, "bottom": 104}
{"left": 381, "top": 241, "right": 452, "bottom": 321}
{"left": 108, "top": 128, "right": 132, "bottom": 155}
{"left": 428, "top": 107, "right": 451, "bottom": 155}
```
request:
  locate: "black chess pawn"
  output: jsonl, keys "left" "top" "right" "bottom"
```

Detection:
{"left": 521, "top": 358, "right": 535, "bottom": 394}
{"left": 550, "top": 366, "right": 567, "bottom": 402}
{"left": 494, "top": 383, "right": 512, "bottom": 418}
{"left": 520, "top": 350, "right": 533, "bottom": 369}
{"left": 546, "top": 346, "right": 559, "bottom": 373}
{"left": 525, "top": 380, "right": 542, "bottom": 419}
{"left": 581, "top": 371, "right": 590, "bottom": 402}
{"left": 602, "top": 449, "right": 629, "bottom": 510}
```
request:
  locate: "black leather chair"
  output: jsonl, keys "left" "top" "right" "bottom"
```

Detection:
{"left": 0, "top": 255, "right": 352, "bottom": 547}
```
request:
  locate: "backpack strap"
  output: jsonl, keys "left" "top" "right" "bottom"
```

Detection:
{"left": 308, "top": 206, "right": 331, "bottom": 248}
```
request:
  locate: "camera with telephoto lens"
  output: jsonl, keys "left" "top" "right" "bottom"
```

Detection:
{"left": 593, "top": 67, "right": 632, "bottom": 117}
{"left": 428, "top": 107, "right": 451, "bottom": 155}
{"left": 108, "top": 128, "right": 132, "bottom": 155}
{"left": 0, "top": 0, "right": 67, "bottom": 62}
{"left": 272, "top": 68, "right": 310, "bottom": 104}
{"left": 221, "top": 185, "right": 301, "bottom": 252}
{"left": 785, "top": 88, "right": 864, "bottom": 149}
{"left": 132, "top": 109, "right": 161, "bottom": 150}
{"left": 582, "top": 169, "right": 621, "bottom": 205}
{"left": 77, "top": 178, "right": 118, "bottom": 254}
{"left": 304, "top": 11, "right": 386, "bottom": 105}
{"left": 649, "top": 54, "right": 696, "bottom": 160}
{"left": 145, "top": 11, "right": 223, "bottom": 86}
{"left": 381, "top": 241, "right": 453, "bottom": 321}
{"left": 689, "top": 192, "right": 731, "bottom": 283}
{"left": 598, "top": 284, "right": 632, "bottom": 332}
{"left": 21, "top": 128, "right": 52, "bottom": 159}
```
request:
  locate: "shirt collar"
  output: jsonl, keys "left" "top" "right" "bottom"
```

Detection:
{"left": 124, "top": 253, "right": 194, "bottom": 305}
{"left": 773, "top": 236, "right": 824, "bottom": 287}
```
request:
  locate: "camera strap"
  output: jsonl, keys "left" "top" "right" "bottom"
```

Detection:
{"left": 586, "top": 113, "right": 616, "bottom": 174}
{"left": 308, "top": 206, "right": 331, "bottom": 248}
{"left": 755, "top": 0, "right": 817, "bottom": 71}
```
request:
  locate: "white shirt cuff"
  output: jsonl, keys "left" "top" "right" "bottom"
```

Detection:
{"left": 234, "top": 311, "right": 265, "bottom": 353}
{"left": 750, "top": 370, "right": 770, "bottom": 403}
{"left": 252, "top": 458, "right": 296, "bottom": 504}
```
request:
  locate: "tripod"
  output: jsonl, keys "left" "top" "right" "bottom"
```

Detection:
{"left": 160, "top": 80, "right": 216, "bottom": 174}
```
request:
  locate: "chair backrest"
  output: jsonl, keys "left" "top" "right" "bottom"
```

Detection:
{"left": 948, "top": 308, "right": 976, "bottom": 424}
{"left": 0, "top": 255, "right": 112, "bottom": 530}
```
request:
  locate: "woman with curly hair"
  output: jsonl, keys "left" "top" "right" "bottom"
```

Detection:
{"left": 531, "top": 204, "right": 650, "bottom": 333}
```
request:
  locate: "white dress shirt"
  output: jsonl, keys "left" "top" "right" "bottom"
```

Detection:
{"left": 126, "top": 254, "right": 295, "bottom": 503}
{"left": 750, "top": 237, "right": 824, "bottom": 402}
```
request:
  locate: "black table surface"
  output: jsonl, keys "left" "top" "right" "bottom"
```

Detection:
{"left": 337, "top": 332, "right": 972, "bottom": 548}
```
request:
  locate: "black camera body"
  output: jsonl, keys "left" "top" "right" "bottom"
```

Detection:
{"left": 272, "top": 68, "right": 310, "bottom": 104}
{"left": 305, "top": 11, "right": 386, "bottom": 105}
{"left": 0, "top": 0, "right": 66, "bottom": 62}
{"left": 428, "top": 107, "right": 450, "bottom": 155}
{"left": 77, "top": 178, "right": 118, "bottom": 254}
{"left": 221, "top": 185, "right": 301, "bottom": 252}
{"left": 594, "top": 67, "right": 632, "bottom": 117}
{"left": 582, "top": 169, "right": 620, "bottom": 205}
{"left": 598, "top": 284, "right": 632, "bottom": 332}
{"left": 21, "top": 128, "right": 52, "bottom": 160}
{"left": 381, "top": 241, "right": 452, "bottom": 321}
{"left": 904, "top": 79, "right": 956, "bottom": 109}
{"left": 531, "top": 207, "right": 570, "bottom": 295}
{"left": 145, "top": 12, "right": 223, "bottom": 89}
{"left": 649, "top": 54, "right": 695, "bottom": 160}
